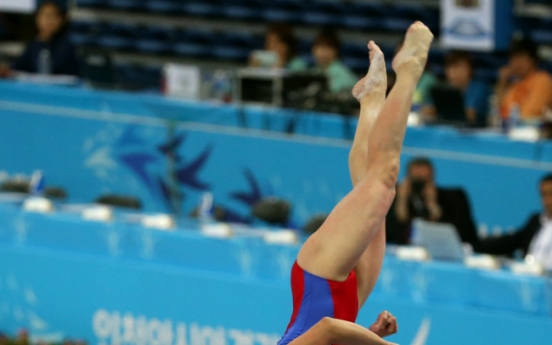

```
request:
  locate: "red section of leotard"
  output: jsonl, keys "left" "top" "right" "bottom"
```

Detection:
{"left": 328, "top": 270, "right": 358, "bottom": 322}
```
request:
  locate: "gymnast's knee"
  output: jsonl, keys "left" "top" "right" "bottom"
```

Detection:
{"left": 367, "top": 159, "right": 400, "bottom": 190}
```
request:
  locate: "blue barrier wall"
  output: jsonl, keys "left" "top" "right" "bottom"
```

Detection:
{"left": 1, "top": 81, "right": 552, "bottom": 232}
{"left": 0, "top": 105, "right": 351, "bottom": 225}
{"left": 0, "top": 206, "right": 551, "bottom": 345}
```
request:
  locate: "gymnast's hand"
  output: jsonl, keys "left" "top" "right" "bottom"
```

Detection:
{"left": 369, "top": 311, "right": 398, "bottom": 338}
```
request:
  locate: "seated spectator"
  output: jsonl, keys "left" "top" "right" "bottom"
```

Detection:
{"left": 249, "top": 23, "right": 307, "bottom": 72}
{"left": 475, "top": 174, "right": 552, "bottom": 270}
{"left": 1, "top": 1, "right": 79, "bottom": 77}
{"left": 497, "top": 38, "right": 552, "bottom": 120}
{"left": 414, "top": 68, "right": 438, "bottom": 113}
{"left": 424, "top": 51, "right": 491, "bottom": 127}
{"left": 386, "top": 157, "right": 478, "bottom": 246}
{"left": 311, "top": 29, "right": 357, "bottom": 93}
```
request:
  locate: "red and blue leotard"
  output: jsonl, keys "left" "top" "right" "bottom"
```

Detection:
{"left": 277, "top": 261, "right": 359, "bottom": 345}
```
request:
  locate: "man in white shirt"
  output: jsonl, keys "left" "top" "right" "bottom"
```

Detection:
{"left": 475, "top": 173, "right": 552, "bottom": 271}
{"left": 527, "top": 215, "right": 552, "bottom": 269}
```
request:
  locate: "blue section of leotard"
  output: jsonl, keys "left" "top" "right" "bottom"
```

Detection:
{"left": 277, "top": 267, "right": 335, "bottom": 345}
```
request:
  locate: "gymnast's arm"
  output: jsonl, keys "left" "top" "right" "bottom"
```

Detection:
{"left": 289, "top": 317, "right": 398, "bottom": 345}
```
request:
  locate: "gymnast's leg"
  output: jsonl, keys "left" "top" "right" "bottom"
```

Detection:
{"left": 348, "top": 41, "right": 389, "bottom": 308}
{"left": 297, "top": 22, "right": 433, "bottom": 282}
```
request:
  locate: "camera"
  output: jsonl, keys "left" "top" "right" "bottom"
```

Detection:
{"left": 411, "top": 178, "right": 426, "bottom": 197}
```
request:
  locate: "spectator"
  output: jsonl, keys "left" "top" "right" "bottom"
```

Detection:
{"left": 1, "top": 1, "right": 79, "bottom": 77}
{"left": 249, "top": 23, "right": 307, "bottom": 71}
{"left": 311, "top": 29, "right": 357, "bottom": 93}
{"left": 414, "top": 68, "right": 438, "bottom": 113}
{"left": 475, "top": 174, "right": 552, "bottom": 270}
{"left": 425, "top": 51, "right": 491, "bottom": 127}
{"left": 497, "top": 38, "right": 552, "bottom": 120}
{"left": 386, "top": 157, "right": 478, "bottom": 246}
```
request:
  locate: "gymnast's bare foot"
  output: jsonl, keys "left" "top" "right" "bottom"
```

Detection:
{"left": 392, "top": 21, "right": 433, "bottom": 79}
{"left": 352, "top": 40, "right": 387, "bottom": 104}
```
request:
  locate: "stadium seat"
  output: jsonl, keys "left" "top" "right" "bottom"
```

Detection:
{"left": 222, "top": 0, "right": 263, "bottom": 21}
{"left": 342, "top": 43, "right": 397, "bottom": 72}
{"left": 0, "top": 179, "right": 67, "bottom": 199}
{"left": 342, "top": 42, "right": 367, "bottom": 60}
{"left": 76, "top": 0, "right": 107, "bottom": 8}
{"left": 212, "top": 32, "right": 260, "bottom": 61}
{"left": 223, "top": 32, "right": 263, "bottom": 50}
{"left": 0, "top": 179, "right": 29, "bottom": 194}
{"left": 115, "top": 63, "right": 138, "bottom": 84}
{"left": 538, "top": 17, "right": 552, "bottom": 29}
{"left": 342, "top": 42, "right": 370, "bottom": 73}
{"left": 173, "top": 29, "right": 216, "bottom": 58}
{"left": 381, "top": 18, "right": 411, "bottom": 32}
{"left": 342, "top": 56, "right": 366, "bottom": 73}
{"left": 515, "top": 17, "right": 532, "bottom": 36}
{"left": 341, "top": 2, "right": 385, "bottom": 31}
{"left": 252, "top": 197, "right": 291, "bottom": 226}
{"left": 45, "top": 187, "right": 68, "bottom": 200}
{"left": 302, "top": 1, "right": 342, "bottom": 27}
{"left": 181, "top": 0, "right": 223, "bottom": 17}
{"left": 173, "top": 43, "right": 210, "bottom": 58}
{"left": 382, "top": 5, "right": 413, "bottom": 32}
{"left": 116, "top": 63, "right": 161, "bottom": 90}
{"left": 95, "top": 194, "right": 142, "bottom": 209}
{"left": 142, "top": 65, "right": 163, "bottom": 88}
{"left": 97, "top": 23, "right": 137, "bottom": 51}
{"left": 135, "top": 26, "right": 175, "bottom": 54}
{"left": 395, "top": 4, "right": 439, "bottom": 31}
{"left": 262, "top": 0, "right": 305, "bottom": 23}
{"left": 532, "top": 30, "right": 552, "bottom": 45}
{"left": 107, "top": 0, "right": 144, "bottom": 11}
{"left": 82, "top": 53, "right": 116, "bottom": 87}
{"left": 519, "top": 17, "right": 552, "bottom": 44}
{"left": 212, "top": 46, "right": 249, "bottom": 61}
{"left": 145, "top": 0, "right": 180, "bottom": 14}
{"left": 70, "top": 21, "right": 100, "bottom": 46}
{"left": 383, "top": 4, "right": 438, "bottom": 32}
{"left": 525, "top": 0, "right": 552, "bottom": 4}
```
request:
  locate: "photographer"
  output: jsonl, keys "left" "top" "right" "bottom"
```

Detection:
{"left": 386, "top": 157, "right": 478, "bottom": 246}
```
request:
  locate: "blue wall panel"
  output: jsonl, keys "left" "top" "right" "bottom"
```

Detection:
{"left": 0, "top": 81, "right": 551, "bottom": 232}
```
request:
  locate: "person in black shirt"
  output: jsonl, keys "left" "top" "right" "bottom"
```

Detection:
{"left": 474, "top": 174, "right": 552, "bottom": 270}
{"left": 386, "top": 157, "right": 479, "bottom": 246}
{"left": 2, "top": 1, "right": 79, "bottom": 77}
